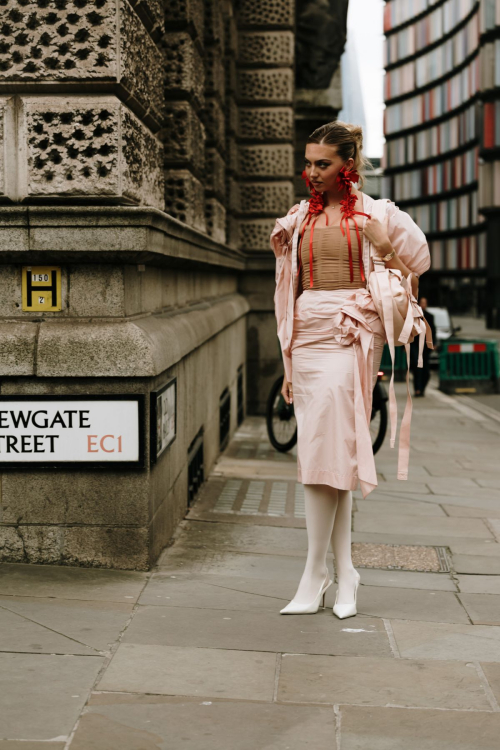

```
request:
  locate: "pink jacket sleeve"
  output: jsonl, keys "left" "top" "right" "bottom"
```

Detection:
{"left": 270, "top": 203, "right": 300, "bottom": 383}
{"left": 270, "top": 203, "right": 301, "bottom": 259}
{"left": 385, "top": 201, "right": 431, "bottom": 277}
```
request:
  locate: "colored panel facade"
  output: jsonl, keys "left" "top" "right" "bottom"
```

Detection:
{"left": 383, "top": 0, "right": 500, "bottom": 323}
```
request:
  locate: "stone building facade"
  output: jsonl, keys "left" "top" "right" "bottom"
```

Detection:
{"left": 0, "top": 0, "right": 346, "bottom": 569}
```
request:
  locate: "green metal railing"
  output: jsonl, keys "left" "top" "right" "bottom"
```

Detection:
{"left": 379, "top": 344, "right": 408, "bottom": 379}
{"left": 439, "top": 339, "right": 500, "bottom": 394}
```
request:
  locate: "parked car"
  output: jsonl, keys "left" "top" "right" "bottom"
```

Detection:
{"left": 426, "top": 307, "right": 461, "bottom": 365}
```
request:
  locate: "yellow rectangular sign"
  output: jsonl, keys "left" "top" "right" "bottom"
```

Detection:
{"left": 22, "top": 267, "right": 62, "bottom": 311}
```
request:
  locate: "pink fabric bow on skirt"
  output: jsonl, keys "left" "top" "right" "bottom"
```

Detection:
{"left": 291, "top": 287, "right": 386, "bottom": 499}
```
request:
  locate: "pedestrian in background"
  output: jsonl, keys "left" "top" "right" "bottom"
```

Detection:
{"left": 410, "top": 297, "right": 436, "bottom": 397}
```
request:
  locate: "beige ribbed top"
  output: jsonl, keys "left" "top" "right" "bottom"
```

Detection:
{"left": 299, "top": 224, "right": 367, "bottom": 292}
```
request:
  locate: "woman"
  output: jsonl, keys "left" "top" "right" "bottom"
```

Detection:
{"left": 270, "top": 121, "right": 431, "bottom": 619}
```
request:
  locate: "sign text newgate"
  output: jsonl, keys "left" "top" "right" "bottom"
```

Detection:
{"left": 0, "top": 396, "right": 144, "bottom": 467}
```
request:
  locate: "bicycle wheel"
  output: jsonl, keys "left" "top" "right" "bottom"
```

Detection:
{"left": 370, "top": 397, "right": 388, "bottom": 455}
{"left": 266, "top": 376, "right": 297, "bottom": 453}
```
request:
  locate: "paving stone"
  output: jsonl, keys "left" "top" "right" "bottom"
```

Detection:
{"left": 0, "top": 604, "right": 96, "bottom": 655}
{"left": 98, "top": 643, "right": 277, "bottom": 701}
{"left": 457, "top": 575, "right": 500, "bottom": 595}
{"left": 174, "top": 519, "right": 310, "bottom": 554}
{"left": 458, "top": 594, "right": 500, "bottom": 625}
{"left": 476, "top": 478, "right": 500, "bottom": 489}
{"left": 139, "top": 572, "right": 294, "bottom": 611}
{"left": 448, "top": 540, "right": 500, "bottom": 557}
{"left": 352, "top": 531, "right": 490, "bottom": 547}
{"left": 278, "top": 653, "right": 491, "bottom": 710}
{"left": 480, "top": 662, "right": 500, "bottom": 705}
{"left": 488, "top": 518, "right": 500, "bottom": 541}
{"left": 442, "top": 504, "right": 500, "bottom": 518}
{"left": 426, "top": 479, "right": 500, "bottom": 500}
{"left": 0, "top": 596, "right": 133, "bottom": 653}
{"left": 338, "top": 705, "right": 500, "bottom": 749}
{"left": 157, "top": 549, "right": 310, "bottom": 580}
{"left": 0, "top": 652, "right": 103, "bottom": 740}
{"left": 379, "top": 492, "right": 500, "bottom": 513}
{"left": 0, "top": 743, "right": 65, "bottom": 749}
{"left": 452, "top": 555, "right": 500, "bottom": 574}
{"left": 121, "top": 604, "right": 392, "bottom": 657}
{"left": 356, "top": 569, "right": 456, "bottom": 591}
{"left": 71, "top": 696, "right": 335, "bottom": 750}
{"left": 354, "top": 514, "right": 492, "bottom": 539}
{"left": 390, "top": 619, "right": 500, "bottom": 661}
{"left": 363, "top": 481, "right": 431, "bottom": 494}
{"left": 357, "top": 586, "right": 470, "bottom": 624}
{"left": 354, "top": 500, "right": 446, "bottom": 516}
{"left": 0, "top": 564, "right": 147, "bottom": 603}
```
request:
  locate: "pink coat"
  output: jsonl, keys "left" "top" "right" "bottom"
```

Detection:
{"left": 270, "top": 192, "right": 431, "bottom": 383}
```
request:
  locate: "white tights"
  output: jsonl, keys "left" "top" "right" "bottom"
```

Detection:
{"left": 291, "top": 484, "right": 358, "bottom": 606}
{"left": 291, "top": 334, "right": 385, "bottom": 606}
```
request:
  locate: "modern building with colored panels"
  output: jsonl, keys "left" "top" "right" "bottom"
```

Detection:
{"left": 382, "top": 0, "right": 500, "bottom": 326}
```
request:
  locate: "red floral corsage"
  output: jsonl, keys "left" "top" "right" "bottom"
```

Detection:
{"left": 336, "top": 164, "right": 360, "bottom": 193}
{"left": 301, "top": 169, "right": 325, "bottom": 215}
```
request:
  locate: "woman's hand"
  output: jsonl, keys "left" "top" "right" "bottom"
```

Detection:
{"left": 364, "top": 216, "right": 391, "bottom": 255}
{"left": 281, "top": 378, "right": 293, "bottom": 405}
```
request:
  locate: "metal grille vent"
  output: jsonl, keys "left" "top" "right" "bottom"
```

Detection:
{"left": 219, "top": 387, "right": 231, "bottom": 451}
{"left": 187, "top": 428, "right": 204, "bottom": 507}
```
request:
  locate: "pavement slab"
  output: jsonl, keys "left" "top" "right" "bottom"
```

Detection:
{"left": 70, "top": 696, "right": 335, "bottom": 750}
{"left": 356, "top": 586, "right": 470, "bottom": 623}
{"left": 0, "top": 652, "right": 103, "bottom": 740}
{"left": 457, "top": 574, "right": 500, "bottom": 595}
{"left": 355, "top": 569, "right": 456, "bottom": 591}
{"left": 0, "top": 596, "right": 133, "bottom": 653}
{"left": 97, "top": 643, "right": 277, "bottom": 701}
{"left": 278, "top": 653, "right": 492, "bottom": 710}
{"left": 0, "top": 604, "right": 98, "bottom": 656}
{"left": 0, "top": 564, "right": 148, "bottom": 603}
{"left": 389, "top": 619, "right": 500, "bottom": 661}
{"left": 0, "top": 744, "right": 65, "bottom": 749}
{"left": 354, "top": 500, "right": 446, "bottom": 516}
{"left": 480, "top": 662, "right": 500, "bottom": 705}
{"left": 378, "top": 491, "right": 500, "bottom": 513}
{"left": 451, "top": 554, "right": 500, "bottom": 574}
{"left": 121, "top": 604, "right": 392, "bottom": 657}
{"left": 338, "top": 705, "right": 500, "bottom": 750}
{"left": 442, "top": 504, "right": 500, "bottom": 518}
{"left": 174, "top": 519, "right": 311, "bottom": 554}
{"left": 447, "top": 540, "right": 500, "bottom": 556}
{"left": 458, "top": 594, "right": 500, "bottom": 625}
{"left": 353, "top": 513, "right": 493, "bottom": 539}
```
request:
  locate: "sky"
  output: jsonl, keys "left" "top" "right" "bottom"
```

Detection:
{"left": 343, "top": 0, "right": 385, "bottom": 158}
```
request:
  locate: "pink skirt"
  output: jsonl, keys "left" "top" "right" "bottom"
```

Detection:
{"left": 290, "top": 288, "right": 385, "bottom": 499}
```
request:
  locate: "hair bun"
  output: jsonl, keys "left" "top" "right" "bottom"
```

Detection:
{"left": 348, "top": 125, "right": 363, "bottom": 147}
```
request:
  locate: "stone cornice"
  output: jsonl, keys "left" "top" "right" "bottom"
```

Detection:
{"left": 0, "top": 206, "right": 247, "bottom": 272}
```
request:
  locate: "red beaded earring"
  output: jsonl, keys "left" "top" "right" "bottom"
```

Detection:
{"left": 301, "top": 169, "right": 325, "bottom": 215}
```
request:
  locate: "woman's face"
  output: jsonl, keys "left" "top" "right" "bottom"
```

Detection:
{"left": 304, "top": 143, "right": 354, "bottom": 193}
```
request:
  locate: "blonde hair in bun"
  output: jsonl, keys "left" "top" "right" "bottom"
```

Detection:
{"left": 307, "top": 120, "right": 373, "bottom": 188}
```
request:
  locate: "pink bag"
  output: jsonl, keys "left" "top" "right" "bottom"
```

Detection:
{"left": 367, "top": 200, "right": 434, "bottom": 480}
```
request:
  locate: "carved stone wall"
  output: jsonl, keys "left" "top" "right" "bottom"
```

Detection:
{"left": 0, "top": 0, "right": 165, "bottom": 207}
{"left": 234, "top": 0, "right": 295, "bottom": 257}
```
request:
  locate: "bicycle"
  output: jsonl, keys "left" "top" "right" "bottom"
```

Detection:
{"left": 266, "top": 371, "right": 388, "bottom": 455}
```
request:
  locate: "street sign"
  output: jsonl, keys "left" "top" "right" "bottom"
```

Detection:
{"left": 0, "top": 395, "right": 145, "bottom": 468}
{"left": 22, "top": 266, "right": 62, "bottom": 311}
